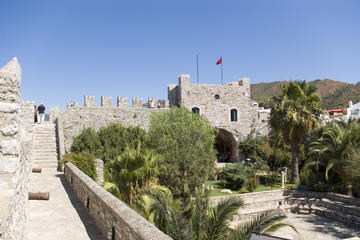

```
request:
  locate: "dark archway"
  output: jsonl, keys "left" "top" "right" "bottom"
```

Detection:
{"left": 192, "top": 107, "right": 200, "bottom": 115}
{"left": 215, "top": 128, "right": 238, "bottom": 162}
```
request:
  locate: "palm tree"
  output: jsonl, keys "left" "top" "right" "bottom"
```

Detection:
{"left": 143, "top": 187, "right": 298, "bottom": 240}
{"left": 142, "top": 188, "right": 192, "bottom": 240}
{"left": 108, "top": 144, "right": 160, "bottom": 204}
{"left": 270, "top": 80, "right": 322, "bottom": 184}
{"left": 229, "top": 211, "right": 298, "bottom": 240}
{"left": 308, "top": 119, "right": 360, "bottom": 195}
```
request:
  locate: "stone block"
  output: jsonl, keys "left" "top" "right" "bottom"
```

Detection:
{"left": 0, "top": 139, "right": 19, "bottom": 155}
{"left": 1, "top": 123, "right": 18, "bottom": 136}
{"left": 0, "top": 102, "right": 19, "bottom": 113}
{"left": 0, "top": 157, "right": 20, "bottom": 173}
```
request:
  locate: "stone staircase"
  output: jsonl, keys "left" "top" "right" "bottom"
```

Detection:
{"left": 286, "top": 191, "right": 360, "bottom": 228}
{"left": 33, "top": 123, "right": 58, "bottom": 168}
{"left": 216, "top": 189, "right": 360, "bottom": 229}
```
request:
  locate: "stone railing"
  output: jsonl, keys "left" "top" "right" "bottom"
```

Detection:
{"left": 64, "top": 162, "right": 172, "bottom": 240}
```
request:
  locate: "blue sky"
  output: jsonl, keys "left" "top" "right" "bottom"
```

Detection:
{"left": 1, "top": 0, "right": 360, "bottom": 110}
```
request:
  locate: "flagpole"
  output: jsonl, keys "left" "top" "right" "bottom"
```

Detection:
{"left": 221, "top": 56, "right": 223, "bottom": 85}
{"left": 196, "top": 54, "right": 199, "bottom": 84}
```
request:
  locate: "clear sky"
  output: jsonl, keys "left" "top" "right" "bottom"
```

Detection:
{"left": 1, "top": 0, "right": 359, "bottom": 110}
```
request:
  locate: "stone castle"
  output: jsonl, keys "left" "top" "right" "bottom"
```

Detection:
{"left": 3, "top": 58, "right": 360, "bottom": 240}
{"left": 50, "top": 74, "right": 269, "bottom": 162}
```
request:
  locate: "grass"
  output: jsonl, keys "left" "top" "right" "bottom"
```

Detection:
{"left": 205, "top": 180, "right": 298, "bottom": 197}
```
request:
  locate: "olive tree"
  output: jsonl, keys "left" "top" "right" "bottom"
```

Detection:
{"left": 148, "top": 107, "right": 216, "bottom": 197}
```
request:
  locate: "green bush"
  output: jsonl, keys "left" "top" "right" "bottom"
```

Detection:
{"left": 70, "top": 128, "right": 100, "bottom": 154}
{"left": 63, "top": 152, "right": 97, "bottom": 180}
{"left": 218, "top": 163, "right": 254, "bottom": 190}
{"left": 70, "top": 124, "right": 147, "bottom": 164}
{"left": 259, "top": 174, "right": 278, "bottom": 187}
{"left": 97, "top": 124, "right": 147, "bottom": 163}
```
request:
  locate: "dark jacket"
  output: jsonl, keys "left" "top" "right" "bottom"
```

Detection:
{"left": 38, "top": 105, "right": 45, "bottom": 114}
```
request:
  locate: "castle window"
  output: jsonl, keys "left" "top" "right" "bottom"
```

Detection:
{"left": 231, "top": 109, "right": 237, "bottom": 122}
{"left": 192, "top": 107, "right": 200, "bottom": 115}
{"left": 215, "top": 94, "right": 220, "bottom": 99}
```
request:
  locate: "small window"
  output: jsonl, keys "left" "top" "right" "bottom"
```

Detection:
{"left": 231, "top": 109, "right": 237, "bottom": 122}
{"left": 215, "top": 94, "right": 220, "bottom": 99}
{"left": 192, "top": 107, "right": 200, "bottom": 115}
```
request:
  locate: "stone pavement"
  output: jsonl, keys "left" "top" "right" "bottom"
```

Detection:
{"left": 23, "top": 168, "right": 103, "bottom": 240}
{"left": 268, "top": 212, "right": 360, "bottom": 240}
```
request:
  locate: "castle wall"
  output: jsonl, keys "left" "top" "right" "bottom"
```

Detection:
{"left": 57, "top": 105, "right": 169, "bottom": 152}
{"left": 64, "top": 162, "right": 172, "bottom": 240}
{"left": 0, "top": 58, "right": 33, "bottom": 240}
{"left": 175, "top": 75, "right": 258, "bottom": 138}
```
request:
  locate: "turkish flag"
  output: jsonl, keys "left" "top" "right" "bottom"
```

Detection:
{"left": 216, "top": 57, "right": 222, "bottom": 65}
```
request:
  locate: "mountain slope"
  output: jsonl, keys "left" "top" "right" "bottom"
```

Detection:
{"left": 251, "top": 79, "right": 360, "bottom": 109}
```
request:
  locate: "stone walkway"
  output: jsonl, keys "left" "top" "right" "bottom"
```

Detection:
{"left": 268, "top": 212, "right": 360, "bottom": 240}
{"left": 23, "top": 168, "right": 103, "bottom": 240}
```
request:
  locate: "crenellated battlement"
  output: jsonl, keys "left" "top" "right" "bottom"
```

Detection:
{"left": 101, "top": 96, "right": 112, "bottom": 107}
{"left": 84, "top": 96, "right": 95, "bottom": 107}
{"left": 80, "top": 96, "right": 169, "bottom": 109}
{"left": 117, "top": 97, "right": 127, "bottom": 107}
{"left": 132, "top": 97, "right": 143, "bottom": 107}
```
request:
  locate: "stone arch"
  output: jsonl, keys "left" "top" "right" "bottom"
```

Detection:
{"left": 215, "top": 128, "right": 239, "bottom": 162}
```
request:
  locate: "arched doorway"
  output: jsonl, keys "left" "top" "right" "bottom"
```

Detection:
{"left": 215, "top": 128, "right": 238, "bottom": 162}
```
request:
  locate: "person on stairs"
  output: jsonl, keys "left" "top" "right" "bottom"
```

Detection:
{"left": 37, "top": 103, "right": 45, "bottom": 124}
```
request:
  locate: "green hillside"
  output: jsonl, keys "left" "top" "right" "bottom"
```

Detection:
{"left": 251, "top": 79, "right": 360, "bottom": 109}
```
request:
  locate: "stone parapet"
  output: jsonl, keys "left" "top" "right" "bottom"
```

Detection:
{"left": 0, "top": 58, "right": 32, "bottom": 240}
{"left": 64, "top": 162, "right": 172, "bottom": 240}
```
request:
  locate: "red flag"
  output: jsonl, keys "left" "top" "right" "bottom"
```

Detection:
{"left": 216, "top": 57, "right": 222, "bottom": 65}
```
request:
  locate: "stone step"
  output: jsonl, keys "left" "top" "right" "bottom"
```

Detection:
{"left": 288, "top": 197, "right": 360, "bottom": 217}
{"left": 313, "top": 206, "right": 360, "bottom": 228}
{"left": 33, "top": 163, "right": 58, "bottom": 168}
{"left": 232, "top": 205, "right": 292, "bottom": 222}
{"left": 233, "top": 205, "right": 292, "bottom": 221}
{"left": 33, "top": 156, "right": 57, "bottom": 159}
{"left": 33, "top": 157, "right": 58, "bottom": 160}
{"left": 33, "top": 149, "right": 57, "bottom": 153}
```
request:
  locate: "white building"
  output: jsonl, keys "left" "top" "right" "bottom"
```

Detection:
{"left": 346, "top": 101, "right": 360, "bottom": 120}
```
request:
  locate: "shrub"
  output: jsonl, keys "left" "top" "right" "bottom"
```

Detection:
{"left": 70, "top": 128, "right": 100, "bottom": 154}
{"left": 218, "top": 163, "right": 254, "bottom": 190}
{"left": 70, "top": 124, "right": 147, "bottom": 164}
{"left": 63, "top": 152, "right": 97, "bottom": 180}
{"left": 97, "top": 124, "right": 147, "bottom": 163}
{"left": 259, "top": 174, "right": 278, "bottom": 187}
{"left": 245, "top": 176, "right": 258, "bottom": 192}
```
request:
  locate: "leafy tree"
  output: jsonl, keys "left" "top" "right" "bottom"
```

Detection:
{"left": 70, "top": 124, "right": 147, "bottom": 164}
{"left": 108, "top": 145, "right": 160, "bottom": 204}
{"left": 148, "top": 107, "right": 217, "bottom": 197}
{"left": 97, "top": 123, "right": 147, "bottom": 163}
{"left": 270, "top": 80, "right": 322, "bottom": 184}
{"left": 70, "top": 128, "right": 101, "bottom": 154}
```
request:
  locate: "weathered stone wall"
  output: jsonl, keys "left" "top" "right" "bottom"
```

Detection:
{"left": 0, "top": 58, "right": 33, "bottom": 240}
{"left": 64, "top": 162, "right": 172, "bottom": 240}
{"left": 169, "top": 74, "right": 262, "bottom": 138}
{"left": 58, "top": 105, "right": 169, "bottom": 152}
